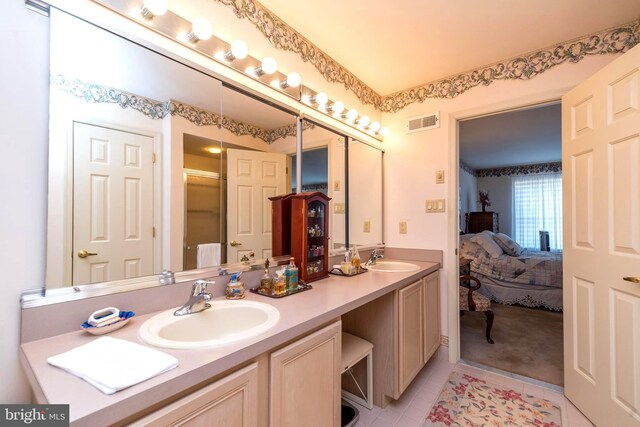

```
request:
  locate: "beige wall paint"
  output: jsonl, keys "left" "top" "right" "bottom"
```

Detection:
{"left": 381, "top": 54, "right": 619, "bottom": 338}
{"left": 0, "top": 2, "right": 49, "bottom": 403}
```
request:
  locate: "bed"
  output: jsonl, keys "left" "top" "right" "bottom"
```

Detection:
{"left": 460, "top": 233, "right": 563, "bottom": 311}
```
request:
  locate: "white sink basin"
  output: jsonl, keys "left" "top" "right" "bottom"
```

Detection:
{"left": 139, "top": 300, "right": 280, "bottom": 349}
{"left": 367, "top": 261, "right": 420, "bottom": 273}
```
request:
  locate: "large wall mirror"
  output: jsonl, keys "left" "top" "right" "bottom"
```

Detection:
{"left": 349, "top": 140, "right": 383, "bottom": 248}
{"left": 299, "top": 119, "right": 347, "bottom": 252}
{"left": 39, "top": 7, "right": 382, "bottom": 299}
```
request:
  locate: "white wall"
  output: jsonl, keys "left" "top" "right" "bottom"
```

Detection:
{"left": 458, "top": 166, "right": 477, "bottom": 231}
{"left": 476, "top": 175, "right": 513, "bottom": 236}
{"left": 382, "top": 54, "right": 619, "bottom": 338}
{"left": 0, "top": 2, "right": 49, "bottom": 403}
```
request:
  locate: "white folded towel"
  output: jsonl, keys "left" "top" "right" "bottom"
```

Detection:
{"left": 197, "top": 243, "right": 221, "bottom": 268}
{"left": 47, "top": 336, "right": 178, "bottom": 395}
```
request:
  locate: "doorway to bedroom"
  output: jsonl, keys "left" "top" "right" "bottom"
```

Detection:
{"left": 457, "top": 102, "right": 564, "bottom": 386}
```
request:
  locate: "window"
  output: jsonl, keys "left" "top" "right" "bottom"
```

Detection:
{"left": 513, "top": 173, "right": 562, "bottom": 250}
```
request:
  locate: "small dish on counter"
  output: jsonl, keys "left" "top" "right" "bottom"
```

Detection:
{"left": 81, "top": 311, "right": 135, "bottom": 336}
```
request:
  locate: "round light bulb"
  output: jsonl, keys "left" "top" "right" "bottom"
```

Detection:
{"left": 330, "top": 101, "right": 345, "bottom": 115}
{"left": 359, "top": 115, "right": 371, "bottom": 127}
{"left": 286, "top": 72, "right": 301, "bottom": 88}
{"left": 314, "top": 92, "right": 329, "bottom": 106}
{"left": 230, "top": 40, "right": 249, "bottom": 59}
{"left": 370, "top": 121, "right": 381, "bottom": 132}
{"left": 208, "top": 147, "right": 222, "bottom": 154}
{"left": 192, "top": 18, "right": 213, "bottom": 41}
{"left": 346, "top": 109, "right": 358, "bottom": 121}
{"left": 261, "top": 57, "right": 277, "bottom": 74}
{"left": 379, "top": 127, "right": 389, "bottom": 136}
{"left": 144, "top": 0, "right": 168, "bottom": 16}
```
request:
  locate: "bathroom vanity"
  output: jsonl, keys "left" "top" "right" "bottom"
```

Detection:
{"left": 20, "top": 254, "right": 440, "bottom": 427}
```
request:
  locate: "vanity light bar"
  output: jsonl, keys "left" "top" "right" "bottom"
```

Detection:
{"left": 99, "top": 0, "right": 386, "bottom": 140}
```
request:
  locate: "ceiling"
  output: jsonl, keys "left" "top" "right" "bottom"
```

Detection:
{"left": 258, "top": 0, "right": 640, "bottom": 95}
{"left": 459, "top": 103, "right": 561, "bottom": 170}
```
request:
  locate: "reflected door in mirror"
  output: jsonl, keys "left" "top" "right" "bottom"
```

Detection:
{"left": 227, "top": 149, "right": 287, "bottom": 263}
{"left": 73, "top": 123, "right": 156, "bottom": 284}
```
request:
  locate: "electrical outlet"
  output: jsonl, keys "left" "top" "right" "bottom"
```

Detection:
{"left": 399, "top": 221, "right": 407, "bottom": 234}
{"left": 363, "top": 220, "right": 371, "bottom": 233}
{"left": 333, "top": 203, "right": 345, "bottom": 214}
{"left": 334, "top": 180, "right": 341, "bottom": 191}
{"left": 436, "top": 170, "right": 445, "bottom": 184}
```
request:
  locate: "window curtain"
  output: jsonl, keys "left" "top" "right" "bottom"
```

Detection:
{"left": 513, "top": 173, "right": 563, "bottom": 250}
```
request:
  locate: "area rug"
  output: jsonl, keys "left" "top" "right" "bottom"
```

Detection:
{"left": 425, "top": 371, "right": 562, "bottom": 426}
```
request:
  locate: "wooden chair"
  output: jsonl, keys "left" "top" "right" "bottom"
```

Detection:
{"left": 459, "top": 275, "right": 495, "bottom": 344}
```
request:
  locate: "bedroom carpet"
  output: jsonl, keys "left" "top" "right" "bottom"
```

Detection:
{"left": 460, "top": 303, "right": 564, "bottom": 386}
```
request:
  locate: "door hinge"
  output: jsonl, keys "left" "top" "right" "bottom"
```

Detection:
{"left": 152, "top": 227, "right": 156, "bottom": 238}
{"left": 152, "top": 153, "right": 157, "bottom": 163}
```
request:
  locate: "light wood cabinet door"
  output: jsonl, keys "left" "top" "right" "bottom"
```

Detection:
{"left": 130, "top": 362, "right": 258, "bottom": 427}
{"left": 397, "top": 280, "right": 424, "bottom": 394}
{"left": 423, "top": 271, "right": 440, "bottom": 362}
{"left": 270, "top": 320, "right": 342, "bottom": 427}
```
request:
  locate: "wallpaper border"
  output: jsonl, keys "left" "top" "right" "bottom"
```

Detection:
{"left": 51, "top": 74, "right": 313, "bottom": 144}
{"left": 381, "top": 21, "right": 639, "bottom": 112}
{"left": 461, "top": 161, "right": 563, "bottom": 178}
{"left": 210, "top": 0, "right": 639, "bottom": 113}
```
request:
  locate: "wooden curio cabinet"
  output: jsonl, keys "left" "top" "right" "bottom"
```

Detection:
{"left": 269, "top": 193, "right": 295, "bottom": 257}
{"left": 290, "top": 192, "right": 331, "bottom": 283}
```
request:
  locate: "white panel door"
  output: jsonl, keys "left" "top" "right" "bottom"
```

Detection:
{"left": 73, "top": 123, "right": 155, "bottom": 284}
{"left": 563, "top": 43, "right": 640, "bottom": 426}
{"left": 226, "top": 149, "right": 286, "bottom": 263}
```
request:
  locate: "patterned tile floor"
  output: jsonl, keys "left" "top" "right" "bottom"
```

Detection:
{"left": 349, "top": 346, "right": 593, "bottom": 427}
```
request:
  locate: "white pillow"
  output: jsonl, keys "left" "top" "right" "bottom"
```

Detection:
{"left": 470, "top": 233, "right": 504, "bottom": 258}
{"left": 492, "top": 233, "right": 523, "bottom": 257}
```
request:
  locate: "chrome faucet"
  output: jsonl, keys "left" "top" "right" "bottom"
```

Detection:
{"left": 174, "top": 280, "right": 213, "bottom": 316}
{"left": 365, "top": 249, "right": 384, "bottom": 266}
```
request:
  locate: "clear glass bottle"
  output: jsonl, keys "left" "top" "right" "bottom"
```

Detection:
{"left": 285, "top": 257, "right": 299, "bottom": 291}
{"left": 260, "top": 259, "right": 272, "bottom": 295}
{"left": 274, "top": 271, "right": 286, "bottom": 297}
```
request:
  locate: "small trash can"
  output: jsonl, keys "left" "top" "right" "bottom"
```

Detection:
{"left": 341, "top": 399, "right": 359, "bottom": 427}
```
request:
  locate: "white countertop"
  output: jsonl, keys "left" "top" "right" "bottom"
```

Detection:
{"left": 20, "top": 260, "right": 439, "bottom": 426}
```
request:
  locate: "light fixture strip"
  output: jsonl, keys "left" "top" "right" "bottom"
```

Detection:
{"left": 95, "top": 0, "right": 385, "bottom": 140}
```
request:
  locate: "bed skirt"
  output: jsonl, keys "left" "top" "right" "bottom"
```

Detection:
{"left": 471, "top": 273, "right": 563, "bottom": 312}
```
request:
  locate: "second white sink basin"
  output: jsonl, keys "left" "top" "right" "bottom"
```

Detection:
{"left": 367, "top": 261, "right": 420, "bottom": 273}
{"left": 139, "top": 300, "right": 280, "bottom": 349}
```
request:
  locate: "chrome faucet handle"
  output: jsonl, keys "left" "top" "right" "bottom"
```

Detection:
{"left": 191, "top": 279, "right": 211, "bottom": 296}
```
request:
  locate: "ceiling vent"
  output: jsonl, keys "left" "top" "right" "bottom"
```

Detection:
{"left": 406, "top": 112, "right": 440, "bottom": 134}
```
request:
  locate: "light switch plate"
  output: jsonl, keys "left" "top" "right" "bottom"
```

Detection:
{"left": 436, "top": 170, "right": 444, "bottom": 184}
{"left": 399, "top": 221, "right": 407, "bottom": 234}
{"left": 425, "top": 199, "right": 446, "bottom": 213}
{"left": 363, "top": 220, "right": 371, "bottom": 233}
{"left": 334, "top": 180, "right": 341, "bottom": 191}
{"left": 334, "top": 203, "right": 345, "bottom": 214}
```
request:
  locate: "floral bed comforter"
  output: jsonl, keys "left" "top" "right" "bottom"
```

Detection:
{"left": 460, "top": 237, "right": 562, "bottom": 289}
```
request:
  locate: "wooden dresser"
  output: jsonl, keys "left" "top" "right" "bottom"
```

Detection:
{"left": 465, "top": 212, "right": 499, "bottom": 234}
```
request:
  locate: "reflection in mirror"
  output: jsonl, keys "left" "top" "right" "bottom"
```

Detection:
{"left": 349, "top": 140, "right": 383, "bottom": 248}
{"left": 46, "top": 10, "right": 223, "bottom": 288}
{"left": 220, "top": 87, "right": 297, "bottom": 263}
{"left": 298, "top": 120, "right": 347, "bottom": 253}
